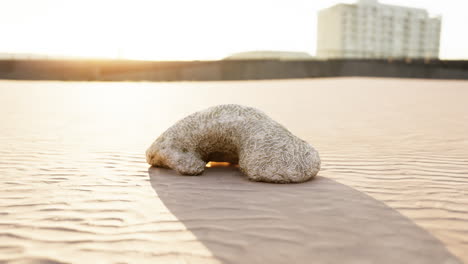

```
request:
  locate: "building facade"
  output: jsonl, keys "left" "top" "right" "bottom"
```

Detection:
{"left": 317, "top": 0, "right": 441, "bottom": 59}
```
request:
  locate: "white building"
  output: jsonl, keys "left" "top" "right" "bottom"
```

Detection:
{"left": 316, "top": 0, "right": 441, "bottom": 59}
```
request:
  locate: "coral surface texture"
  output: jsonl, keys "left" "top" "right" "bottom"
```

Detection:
{"left": 146, "top": 104, "right": 320, "bottom": 183}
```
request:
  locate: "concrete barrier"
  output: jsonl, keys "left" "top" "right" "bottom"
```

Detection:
{"left": 0, "top": 59, "right": 467, "bottom": 81}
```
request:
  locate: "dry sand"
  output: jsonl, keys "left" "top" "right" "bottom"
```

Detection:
{"left": 0, "top": 77, "right": 467, "bottom": 263}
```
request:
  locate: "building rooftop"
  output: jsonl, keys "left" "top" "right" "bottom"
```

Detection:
{"left": 224, "top": 51, "right": 314, "bottom": 60}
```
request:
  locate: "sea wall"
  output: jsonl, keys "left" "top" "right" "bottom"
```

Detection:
{"left": 0, "top": 59, "right": 467, "bottom": 81}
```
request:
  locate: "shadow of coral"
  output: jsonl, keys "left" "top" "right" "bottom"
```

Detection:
{"left": 148, "top": 166, "right": 461, "bottom": 264}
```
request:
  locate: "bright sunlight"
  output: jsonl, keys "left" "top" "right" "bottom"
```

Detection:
{"left": 1, "top": 0, "right": 468, "bottom": 60}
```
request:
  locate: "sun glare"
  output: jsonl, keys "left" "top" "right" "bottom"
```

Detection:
{"left": 10, "top": 1, "right": 236, "bottom": 61}
{"left": 2, "top": 0, "right": 468, "bottom": 60}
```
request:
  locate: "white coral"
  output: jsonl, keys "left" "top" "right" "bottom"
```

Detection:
{"left": 146, "top": 104, "right": 320, "bottom": 183}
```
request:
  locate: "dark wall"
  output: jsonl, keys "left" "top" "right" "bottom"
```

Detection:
{"left": 0, "top": 59, "right": 467, "bottom": 81}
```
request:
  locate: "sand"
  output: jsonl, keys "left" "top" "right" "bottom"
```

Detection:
{"left": 0, "top": 77, "right": 467, "bottom": 263}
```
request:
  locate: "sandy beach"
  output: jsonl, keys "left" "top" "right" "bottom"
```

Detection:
{"left": 0, "top": 77, "right": 467, "bottom": 263}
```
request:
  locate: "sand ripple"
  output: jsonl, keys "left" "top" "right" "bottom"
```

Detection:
{"left": 0, "top": 78, "right": 467, "bottom": 263}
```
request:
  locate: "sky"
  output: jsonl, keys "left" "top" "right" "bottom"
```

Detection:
{"left": 0, "top": 0, "right": 467, "bottom": 60}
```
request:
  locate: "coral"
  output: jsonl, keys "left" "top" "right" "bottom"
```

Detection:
{"left": 146, "top": 104, "right": 320, "bottom": 183}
